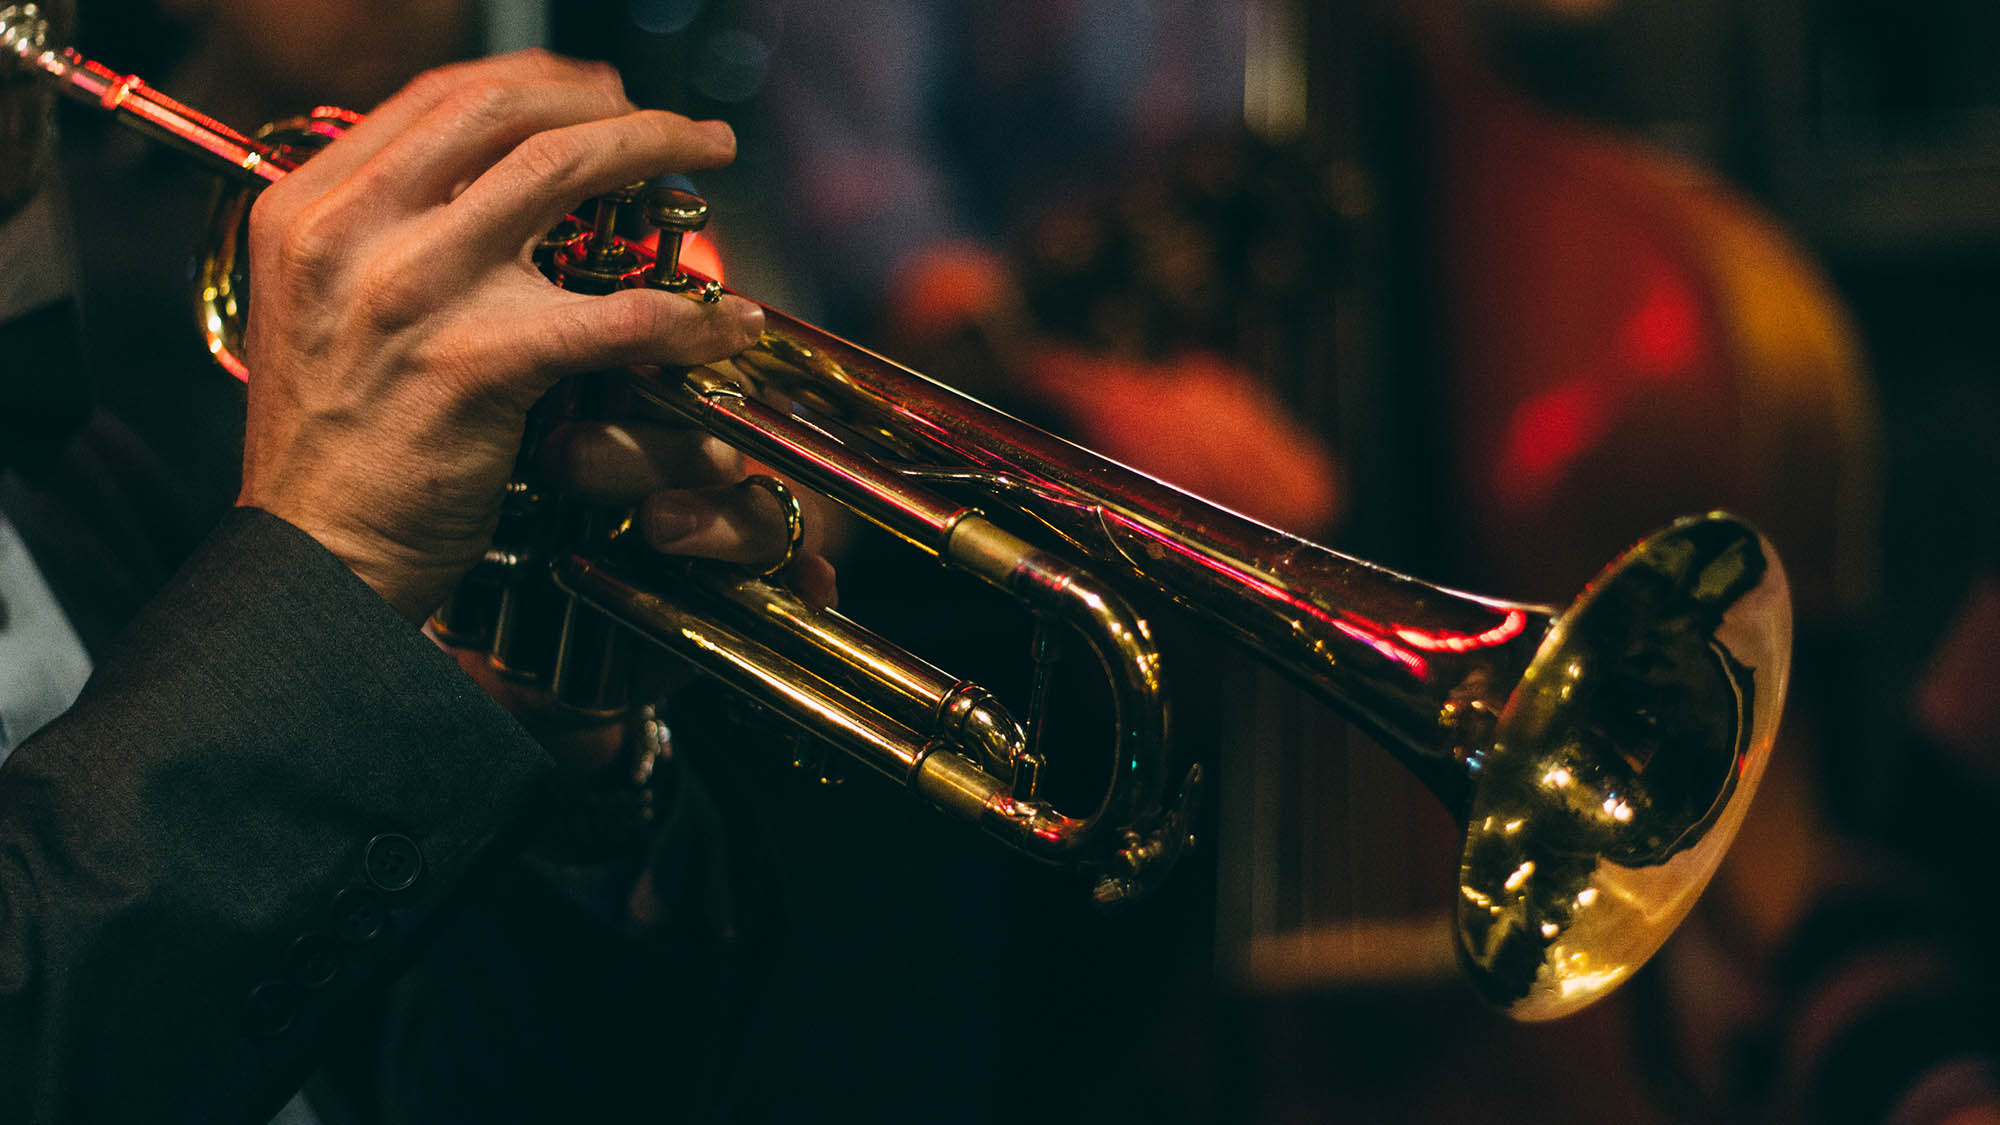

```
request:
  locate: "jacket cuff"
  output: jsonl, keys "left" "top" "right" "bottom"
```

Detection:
{"left": 0, "top": 506, "right": 553, "bottom": 1119}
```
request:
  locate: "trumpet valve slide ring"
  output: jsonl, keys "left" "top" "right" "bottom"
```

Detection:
{"left": 738, "top": 474, "right": 804, "bottom": 578}
{"left": 553, "top": 240, "right": 639, "bottom": 294}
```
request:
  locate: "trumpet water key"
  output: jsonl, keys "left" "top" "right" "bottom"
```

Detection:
{"left": 3, "top": 2, "right": 1792, "bottom": 1019}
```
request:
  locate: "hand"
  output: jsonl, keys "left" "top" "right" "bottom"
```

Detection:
{"left": 235, "top": 50, "right": 766, "bottom": 620}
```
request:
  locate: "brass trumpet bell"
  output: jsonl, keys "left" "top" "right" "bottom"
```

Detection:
{"left": 1449, "top": 515, "right": 1785, "bottom": 1018}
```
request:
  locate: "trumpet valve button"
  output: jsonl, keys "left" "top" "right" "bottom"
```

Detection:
{"left": 646, "top": 186, "right": 709, "bottom": 234}
{"left": 644, "top": 185, "right": 709, "bottom": 289}
{"left": 553, "top": 181, "right": 648, "bottom": 292}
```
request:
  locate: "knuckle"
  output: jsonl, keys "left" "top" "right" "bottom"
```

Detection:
{"left": 585, "top": 61, "right": 631, "bottom": 105}
{"left": 558, "top": 51, "right": 619, "bottom": 85}
{"left": 543, "top": 422, "right": 626, "bottom": 476}
{"left": 563, "top": 428, "right": 628, "bottom": 489}
{"left": 423, "top": 50, "right": 555, "bottom": 107}
{"left": 542, "top": 298, "right": 617, "bottom": 367}
{"left": 631, "top": 108, "right": 679, "bottom": 144}
{"left": 655, "top": 306, "right": 744, "bottom": 365}
{"left": 562, "top": 292, "right": 660, "bottom": 361}
{"left": 350, "top": 253, "right": 428, "bottom": 331}
{"left": 264, "top": 196, "right": 343, "bottom": 276}
{"left": 511, "top": 46, "right": 561, "bottom": 72}
{"left": 444, "top": 78, "right": 522, "bottom": 131}
{"left": 639, "top": 494, "right": 701, "bottom": 548}
{"left": 399, "top": 65, "right": 459, "bottom": 105}
{"left": 503, "top": 48, "right": 604, "bottom": 88}
{"left": 508, "top": 129, "right": 587, "bottom": 191}
{"left": 536, "top": 424, "right": 586, "bottom": 480}
{"left": 556, "top": 431, "right": 602, "bottom": 481}
{"left": 588, "top": 82, "right": 628, "bottom": 120}
{"left": 642, "top": 108, "right": 695, "bottom": 135}
{"left": 700, "top": 435, "right": 745, "bottom": 478}
{"left": 637, "top": 108, "right": 704, "bottom": 152}
{"left": 246, "top": 190, "right": 287, "bottom": 254}
{"left": 603, "top": 293, "right": 669, "bottom": 347}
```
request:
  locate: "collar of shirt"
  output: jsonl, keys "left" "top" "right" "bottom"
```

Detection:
{"left": 0, "top": 512, "right": 92, "bottom": 759}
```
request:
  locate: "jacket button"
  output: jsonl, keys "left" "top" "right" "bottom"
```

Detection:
{"left": 363, "top": 833, "right": 424, "bottom": 893}
{"left": 288, "top": 934, "right": 341, "bottom": 989}
{"left": 244, "top": 981, "right": 302, "bottom": 1039}
{"left": 330, "top": 887, "right": 388, "bottom": 945}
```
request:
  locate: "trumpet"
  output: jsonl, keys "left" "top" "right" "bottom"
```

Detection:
{"left": 3, "top": 3, "right": 1791, "bottom": 1021}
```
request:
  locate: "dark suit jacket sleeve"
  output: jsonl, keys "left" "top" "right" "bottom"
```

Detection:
{"left": 0, "top": 506, "right": 554, "bottom": 1123}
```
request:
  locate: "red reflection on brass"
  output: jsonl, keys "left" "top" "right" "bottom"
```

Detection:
{"left": 1116, "top": 517, "right": 1432, "bottom": 677}
{"left": 680, "top": 231, "right": 724, "bottom": 284}
{"left": 646, "top": 230, "right": 726, "bottom": 284}
{"left": 1394, "top": 610, "right": 1531, "bottom": 654}
{"left": 1331, "top": 619, "right": 1429, "bottom": 676}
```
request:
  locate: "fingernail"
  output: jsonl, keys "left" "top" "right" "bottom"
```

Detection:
{"left": 732, "top": 298, "right": 765, "bottom": 335}
{"left": 698, "top": 119, "right": 737, "bottom": 151}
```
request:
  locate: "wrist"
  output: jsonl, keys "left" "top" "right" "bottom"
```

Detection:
{"left": 309, "top": 528, "right": 444, "bottom": 623}
{"left": 237, "top": 500, "right": 462, "bottom": 623}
